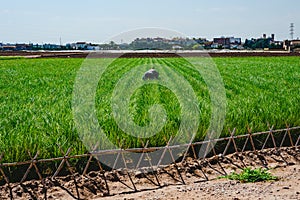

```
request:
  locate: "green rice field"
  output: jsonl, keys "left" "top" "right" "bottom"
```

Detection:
{"left": 0, "top": 56, "right": 299, "bottom": 162}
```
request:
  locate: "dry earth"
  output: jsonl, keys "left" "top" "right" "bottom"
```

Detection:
{"left": 0, "top": 147, "right": 299, "bottom": 199}
{"left": 100, "top": 164, "right": 300, "bottom": 200}
{"left": 1, "top": 51, "right": 300, "bottom": 58}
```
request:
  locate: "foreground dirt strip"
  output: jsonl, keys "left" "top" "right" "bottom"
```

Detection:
{"left": 101, "top": 164, "right": 300, "bottom": 200}
{"left": 0, "top": 147, "right": 299, "bottom": 199}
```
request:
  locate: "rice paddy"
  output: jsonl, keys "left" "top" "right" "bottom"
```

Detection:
{"left": 0, "top": 56, "right": 299, "bottom": 162}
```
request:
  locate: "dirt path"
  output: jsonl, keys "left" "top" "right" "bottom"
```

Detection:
{"left": 99, "top": 164, "right": 300, "bottom": 200}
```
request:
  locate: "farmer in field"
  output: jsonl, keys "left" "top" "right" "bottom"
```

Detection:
{"left": 142, "top": 68, "right": 159, "bottom": 80}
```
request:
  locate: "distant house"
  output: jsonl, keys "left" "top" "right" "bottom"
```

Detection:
{"left": 213, "top": 37, "right": 242, "bottom": 49}
{"left": 2, "top": 45, "right": 16, "bottom": 51}
{"left": 15, "top": 44, "right": 27, "bottom": 51}
{"left": 66, "top": 42, "right": 89, "bottom": 50}
{"left": 66, "top": 42, "right": 100, "bottom": 50}
{"left": 153, "top": 37, "right": 164, "bottom": 42}
{"left": 213, "top": 37, "right": 230, "bottom": 48}
{"left": 229, "top": 37, "right": 242, "bottom": 45}
{"left": 43, "top": 44, "right": 61, "bottom": 50}
{"left": 283, "top": 39, "right": 300, "bottom": 52}
{"left": 75, "top": 42, "right": 87, "bottom": 50}
{"left": 211, "top": 43, "right": 221, "bottom": 49}
{"left": 172, "top": 45, "right": 183, "bottom": 50}
{"left": 86, "top": 44, "right": 100, "bottom": 50}
{"left": 65, "top": 43, "right": 74, "bottom": 50}
{"left": 32, "top": 44, "right": 43, "bottom": 50}
{"left": 15, "top": 43, "right": 33, "bottom": 51}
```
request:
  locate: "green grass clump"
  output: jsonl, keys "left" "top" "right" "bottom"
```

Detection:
{"left": 221, "top": 167, "right": 278, "bottom": 183}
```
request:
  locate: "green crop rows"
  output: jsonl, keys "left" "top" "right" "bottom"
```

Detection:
{"left": 0, "top": 56, "right": 299, "bottom": 162}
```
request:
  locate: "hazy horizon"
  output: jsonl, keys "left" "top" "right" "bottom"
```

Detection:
{"left": 1, "top": 0, "right": 299, "bottom": 44}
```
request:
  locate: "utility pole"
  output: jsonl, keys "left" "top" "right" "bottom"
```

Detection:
{"left": 290, "top": 23, "right": 294, "bottom": 40}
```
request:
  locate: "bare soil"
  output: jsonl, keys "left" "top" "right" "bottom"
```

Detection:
{"left": 0, "top": 51, "right": 300, "bottom": 58}
{"left": 100, "top": 164, "right": 300, "bottom": 200}
{"left": 0, "top": 147, "right": 299, "bottom": 200}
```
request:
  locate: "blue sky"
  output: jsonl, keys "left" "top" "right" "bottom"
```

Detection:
{"left": 1, "top": 0, "right": 299, "bottom": 44}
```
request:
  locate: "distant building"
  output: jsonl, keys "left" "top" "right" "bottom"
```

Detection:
{"left": 15, "top": 43, "right": 33, "bottom": 51}
{"left": 15, "top": 44, "right": 27, "bottom": 51}
{"left": 213, "top": 37, "right": 230, "bottom": 48}
{"left": 172, "top": 45, "right": 183, "bottom": 50}
{"left": 86, "top": 44, "right": 100, "bottom": 50}
{"left": 66, "top": 42, "right": 86, "bottom": 50}
{"left": 153, "top": 37, "right": 165, "bottom": 42}
{"left": 212, "top": 37, "right": 242, "bottom": 49}
{"left": 32, "top": 44, "right": 44, "bottom": 50}
{"left": 283, "top": 39, "right": 300, "bottom": 52}
{"left": 229, "top": 37, "right": 242, "bottom": 45}
{"left": 2, "top": 45, "right": 16, "bottom": 51}
{"left": 43, "top": 44, "right": 61, "bottom": 50}
{"left": 75, "top": 42, "right": 87, "bottom": 50}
